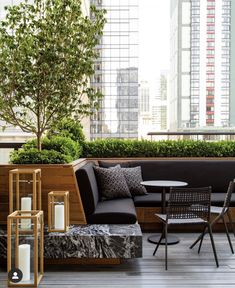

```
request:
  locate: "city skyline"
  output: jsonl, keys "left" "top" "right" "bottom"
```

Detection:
{"left": 0, "top": 0, "right": 235, "bottom": 142}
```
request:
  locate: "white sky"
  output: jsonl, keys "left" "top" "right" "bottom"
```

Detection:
{"left": 139, "top": 0, "right": 170, "bottom": 82}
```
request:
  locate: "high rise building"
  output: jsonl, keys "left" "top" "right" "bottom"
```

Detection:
{"left": 90, "top": 0, "right": 139, "bottom": 139}
{"left": 170, "top": 0, "right": 191, "bottom": 130}
{"left": 170, "top": 0, "right": 234, "bottom": 130}
{"left": 116, "top": 67, "right": 138, "bottom": 137}
{"left": 138, "top": 80, "right": 152, "bottom": 139}
{"left": 139, "top": 81, "right": 150, "bottom": 114}
{"left": 152, "top": 72, "right": 168, "bottom": 131}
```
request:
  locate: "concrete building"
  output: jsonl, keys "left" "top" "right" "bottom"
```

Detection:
{"left": 170, "top": 0, "right": 234, "bottom": 130}
{"left": 170, "top": 0, "right": 191, "bottom": 130}
{"left": 139, "top": 81, "right": 150, "bottom": 114}
{"left": 138, "top": 81, "right": 152, "bottom": 139}
{"left": 90, "top": 0, "right": 139, "bottom": 139}
{"left": 152, "top": 72, "right": 168, "bottom": 131}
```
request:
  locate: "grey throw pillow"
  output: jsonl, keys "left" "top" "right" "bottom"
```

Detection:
{"left": 94, "top": 165, "right": 131, "bottom": 200}
{"left": 121, "top": 166, "right": 148, "bottom": 196}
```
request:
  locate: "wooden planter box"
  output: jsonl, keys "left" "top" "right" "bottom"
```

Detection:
{"left": 0, "top": 159, "right": 87, "bottom": 225}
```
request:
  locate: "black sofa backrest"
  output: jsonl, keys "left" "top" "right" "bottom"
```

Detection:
{"left": 129, "top": 160, "right": 235, "bottom": 193}
{"left": 76, "top": 160, "right": 235, "bottom": 218}
{"left": 75, "top": 162, "right": 99, "bottom": 215}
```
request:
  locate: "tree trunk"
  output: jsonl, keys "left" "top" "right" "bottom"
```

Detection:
{"left": 37, "top": 133, "right": 42, "bottom": 151}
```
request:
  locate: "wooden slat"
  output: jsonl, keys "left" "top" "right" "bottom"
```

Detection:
{"left": 2, "top": 233, "right": 235, "bottom": 287}
{"left": 0, "top": 159, "right": 87, "bottom": 225}
{"left": 45, "top": 258, "right": 121, "bottom": 265}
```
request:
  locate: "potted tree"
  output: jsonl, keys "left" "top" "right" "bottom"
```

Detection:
{"left": 0, "top": 0, "right": 106, "bottom": 224}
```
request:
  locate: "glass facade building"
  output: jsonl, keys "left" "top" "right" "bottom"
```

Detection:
{"left": 190, "top": 0, "right": 231, "bottom": 128}
{"left": 90, "top": 0, "right": 138, "bottom": 139}
{"left": 170, "top": 0, "right": 233, "bottom": 130}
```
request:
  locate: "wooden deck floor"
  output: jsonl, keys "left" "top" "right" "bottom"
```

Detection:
{"left": 1, "top": 233, "right": 235, "bottom": 287}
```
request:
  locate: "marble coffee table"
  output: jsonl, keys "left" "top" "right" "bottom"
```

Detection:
{"left": 0, "top": 224, "right": 142, "bottom": 260}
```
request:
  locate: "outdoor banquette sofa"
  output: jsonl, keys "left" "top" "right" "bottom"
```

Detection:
{"left": 76, "top": 160, "right": 235, "bottom": 226}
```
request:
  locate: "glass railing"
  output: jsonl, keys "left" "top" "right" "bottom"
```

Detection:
{"left": 147, "top": 131, "right": 235, "bottom": 141}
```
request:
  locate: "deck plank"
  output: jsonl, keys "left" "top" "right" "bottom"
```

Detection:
{"left": 1, "top": 233, "right": 235, "bottom": 287}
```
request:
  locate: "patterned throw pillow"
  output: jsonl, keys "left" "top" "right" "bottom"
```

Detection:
{"left": 93, "top": 165, "right": 131, "bottom": 200}
{"left": 122, "top": 166, "right": 148, "bottom": 196}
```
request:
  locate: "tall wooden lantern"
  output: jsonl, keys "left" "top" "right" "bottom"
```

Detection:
{"left": 9, "top": 169, "right": 41, "bottom": 214}
{"left": 7, "top": 210, "right": 44, "bottom": 287}
{"left": 48, "top": 191, "right": 69, "bottom": 232}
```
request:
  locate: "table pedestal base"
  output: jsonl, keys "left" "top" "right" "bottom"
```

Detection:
{"left": 148, "top": 234, "right": 180, "bottom": 245}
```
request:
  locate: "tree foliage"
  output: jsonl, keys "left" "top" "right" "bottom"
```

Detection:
{"left": 0, "top": 0, "right": 106, "bottom": 149}
{"left": 47, "top": 118, "right": 86, "bottom": 144}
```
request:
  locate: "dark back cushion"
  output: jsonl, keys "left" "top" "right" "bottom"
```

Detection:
{"left": 76, "top": 162, "right": 99, "bottom": 215}
{"left": 128, "top": 160, "right": 235, "bottom": 193}
{"left": 98, "top": 160, "right": 130, "bottom": 168}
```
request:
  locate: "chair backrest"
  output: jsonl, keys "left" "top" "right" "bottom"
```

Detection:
{"left": 223, "top": 179, "right": 235, "bottom": 210}
{"left": 167, "top": 187, "right": 212, "bottom": 221}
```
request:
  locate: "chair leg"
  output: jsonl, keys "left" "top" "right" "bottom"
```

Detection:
{"left": 227, "top": 210, "right": 235, "bottom": 237}
{"left": 190, "top": 226, "right": 207, "bottom": 250}
{"left": 198, "top": 225, "right": 207, "bottom": 254}
{"left": 165, "top": 224, "right": 168, "bottom": 270}
{"left": 153, "top": 228, "right": 165, "bottom": 256}
{"left": 222, "top": 215, "right": 234, "bottom": 254}
{"left": 207, "top": 224, "right": 219, "bottom": 267}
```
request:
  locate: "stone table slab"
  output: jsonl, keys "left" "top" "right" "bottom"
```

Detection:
{"left": 0, "top": 224, "right": 142, "bottom": 260}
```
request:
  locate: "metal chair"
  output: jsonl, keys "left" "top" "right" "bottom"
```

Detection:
{"left": 153, "top": 186, "right": 219, "bottom": 270}
{"left": 190, "top": 180, "right": 235, "bottom": 254}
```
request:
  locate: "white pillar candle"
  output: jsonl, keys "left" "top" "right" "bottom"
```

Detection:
{"left": 21, "top": 197, "right": 31, "bottom": 210}
{"left": 21, "top": 197, "right": 31, "bottom": 230}
{"left": 54, "top": 204, "right": 64, "bottom": 230}
{"left": 18, "top": 244, "right": 30, "bottom": 282}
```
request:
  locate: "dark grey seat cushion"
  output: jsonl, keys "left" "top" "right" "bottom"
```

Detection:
{"left": 212, "top": 193, "right": 235, "bottom": 206}
{"left": 134, "top": 193, "right": 162, "bottom": 207}
{"left": 87, "top": 198, "right": 137, "bottom": 224}
{"left": 134, "top": 193, "right": 235, "bottom": 207}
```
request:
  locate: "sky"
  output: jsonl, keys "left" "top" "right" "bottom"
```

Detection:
{"left": 139, "top": 0, "right": 170, "bottom": 82}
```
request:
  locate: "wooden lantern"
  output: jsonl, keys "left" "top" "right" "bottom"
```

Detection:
{"left": 48, "top": 191, "right": 69, "bottom": 232}
{"left": 9, "top": 169, "right": 41, "bottom": 214}
{"left": 7, "top": 210, "right": 44, "bottom": 287}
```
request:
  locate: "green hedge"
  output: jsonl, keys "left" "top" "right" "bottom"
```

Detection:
{"left": 22, "top": 136, "right": 81, "bottom": 160}
{"left": 10, "top": 149, "right": 72, "bottom": 164}
{"left": 82, "top": 139, "right": 235, "bottom": 158}
{"left": 11, "top": 138, "right": 235, "bottom": 164}
{"left": 10, "top": 136, "right": 82, "bottom": 164}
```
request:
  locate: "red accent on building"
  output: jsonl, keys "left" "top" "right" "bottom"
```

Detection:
{"left": 205, "top": 0, "right": 215, "bottom": 125}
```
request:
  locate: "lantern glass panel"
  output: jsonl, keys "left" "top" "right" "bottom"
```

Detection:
{"left": 9, "top": 169, "right": 41, "bottom": 214}
{"left": 13, "top": 174, "right": 34, "bottom": 212}
{"left": 8, "top": 211, "right": 43, "bottom": 287}
{"left": 48, "top": 191, "right": 69, "bottom": 232}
